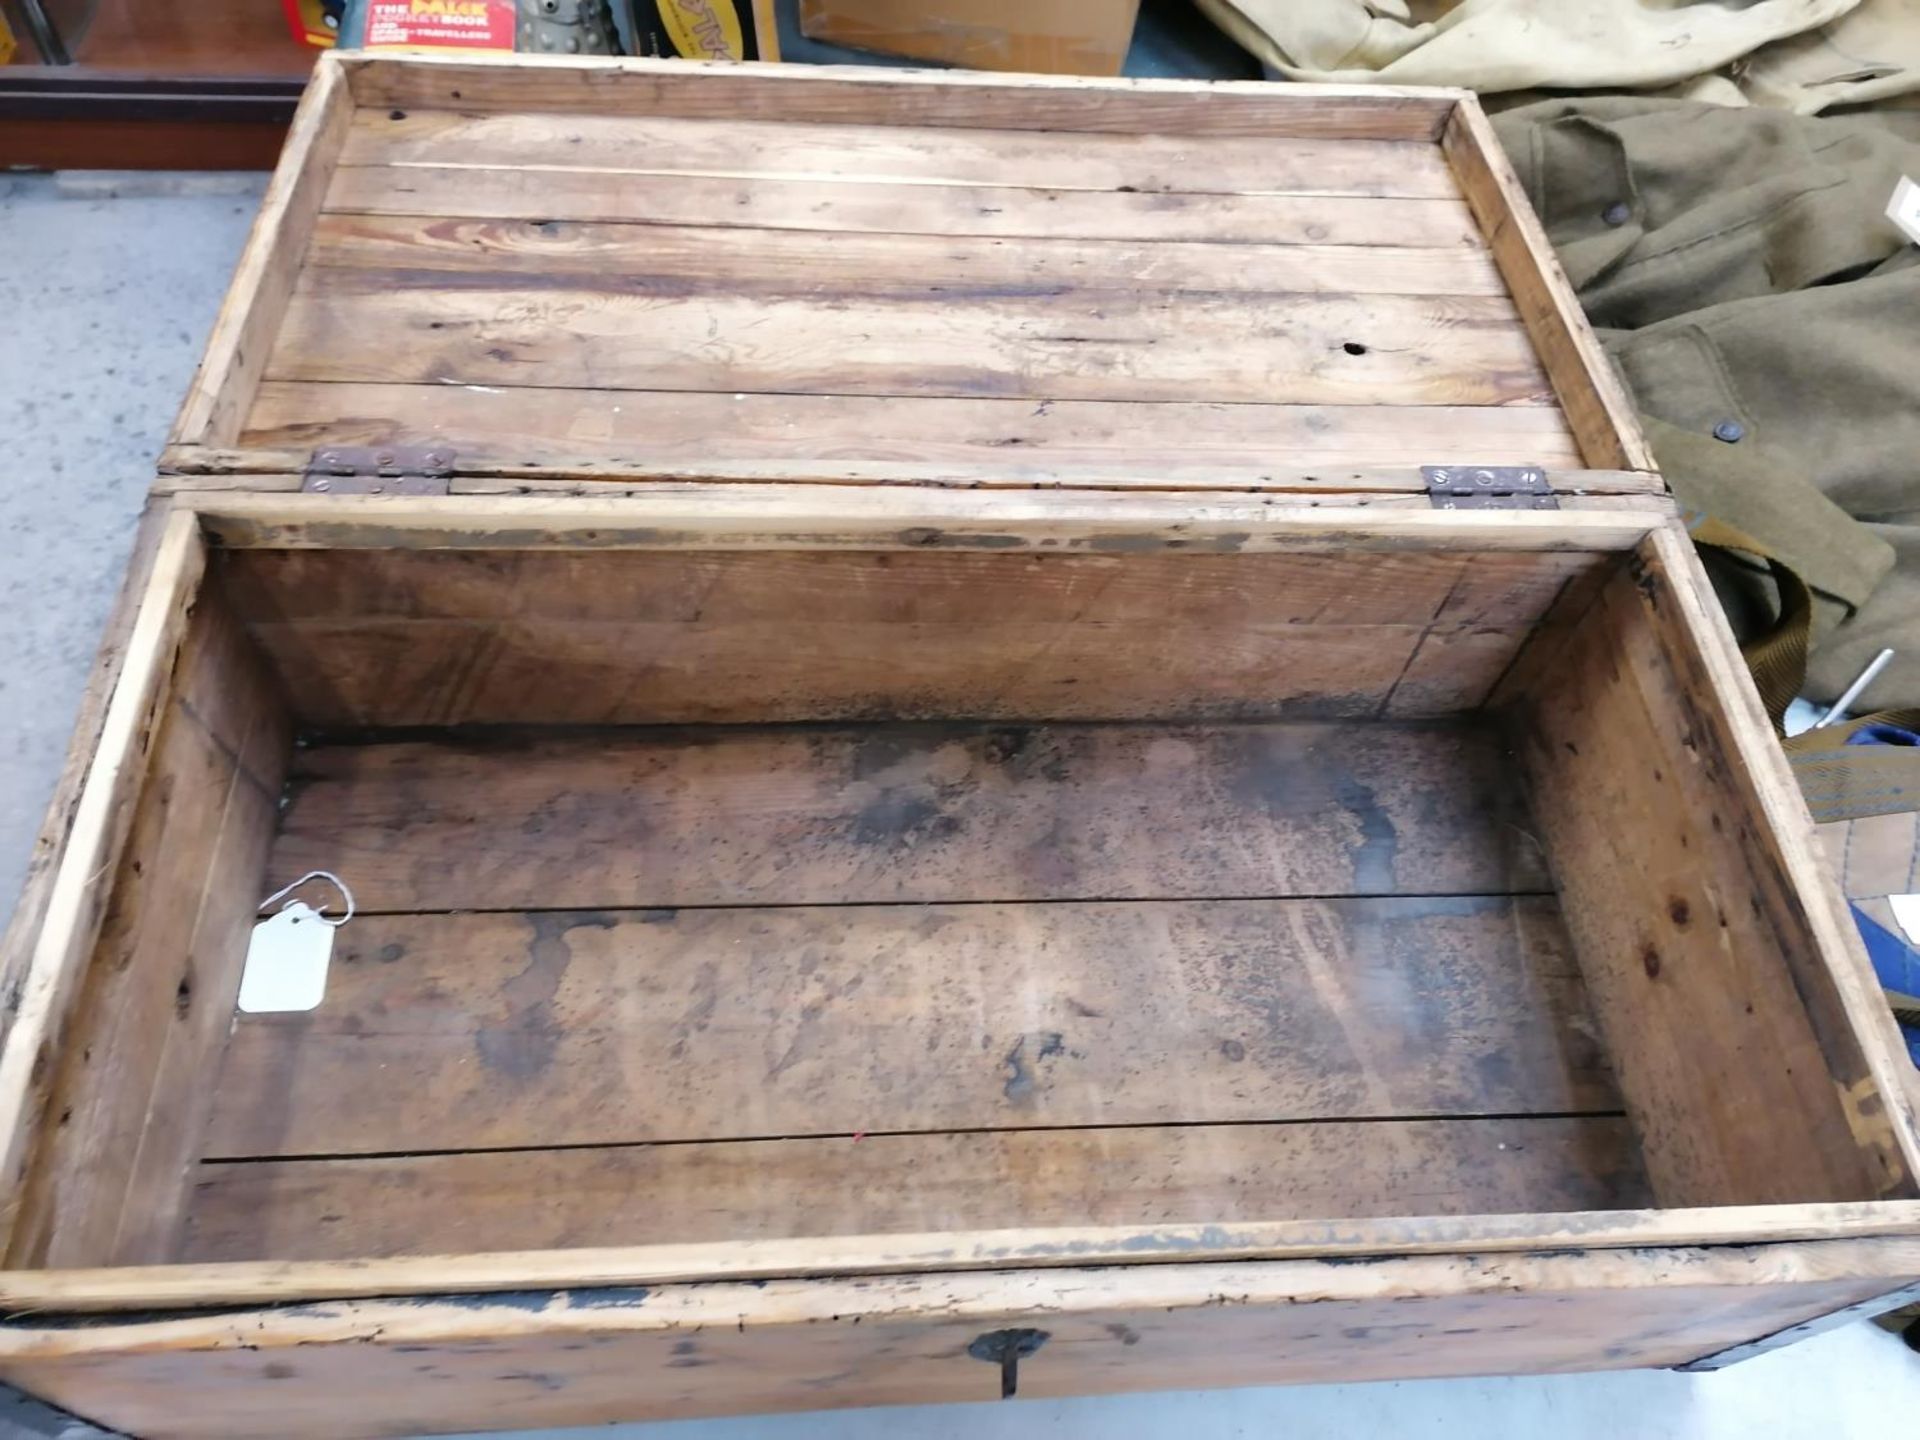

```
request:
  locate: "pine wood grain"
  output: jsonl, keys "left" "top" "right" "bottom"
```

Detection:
{"left": 216, "top": 546, "right": 1600, "bottom": 728}
{"left": 323, "top": 164, "right": 1486, "bottom": 247}
{"left": 341, "top": 53, "right": 1461, "bottom": 140}
{"left": 239, "top": 383, "right": 1588, "bottom": 484}
{"left": 1441, "top": 100, "right": 1655, "bottom": 473}
{"left": 218, "top": 536, "right": 1593, "bottom": 629}
{"left": 263, "top": 721, "right": 1551, "bottom": 913}
{"left": 182, "top": 1116, "right": 1649, "bottom": 1261}
{"left": 0, "top": 514, "right": 207, "bottom": 1262}
{"left": 6, "top": 1240, "right": 1917, "bottom": 1438}
{"left": 267, "top": 271, "right": 1552, "bottom": 407}
{"left": 1511, "top": 533, "right": 1920, "bottom": 1206}
{"left": 303, "top": 213, "right": 1511, "bottom": 297}
{"left": 169, "top": 61, "right": 352, "bottom": 450}
{"left": 202, "top": 895, "right": 1605, "bottom": 1159}
{"left": 340, "top": 109, "right": 1461, "bottom": 199}
{"left": 5, "top": 590, "right": 291, "bottom": 1270}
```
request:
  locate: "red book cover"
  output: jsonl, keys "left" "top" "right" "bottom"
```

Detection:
{"left": 364, "top": 0, "right": 517, "bottom": 52}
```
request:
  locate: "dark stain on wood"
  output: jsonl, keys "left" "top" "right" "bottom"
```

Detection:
{"left": 1333, "top": 773, "right": 1399, "bottom": 893}
{"left": 476, "top": 912, "right": 615, "bottom": 1079}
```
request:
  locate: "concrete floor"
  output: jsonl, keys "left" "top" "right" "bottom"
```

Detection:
{"left": 1, "top": 172, "right": 1916, "bottom": 1439}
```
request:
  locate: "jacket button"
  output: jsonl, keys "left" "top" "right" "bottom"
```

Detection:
{"left": 1602, "top": 202, "right": 1632, "bottom": 226}
{"left": 1713, "top": 421, "right": 1746, "bottom": 443}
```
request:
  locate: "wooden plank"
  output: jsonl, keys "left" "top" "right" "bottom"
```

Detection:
{"left": 4, "top": 1240, "right": 1918, "bottom": 1438}
{"left": 154, "top": 468, "right": 1676, "bottom": 506}
{"left": 0, "top": 504, "right": 168, "bottom": 1065}
{"left": 1441, "top": 99, "right": 1656, "bottom": 473}
{"left": 304, "top": 212, "right": 1512, "bottom": 298}
{"left": 1637, "top": 527, "right": 1920, "bottom": 1187}
{"left": 343, "top": 109, "right": 1461, "bottom": 199}
{"left": 6, "top": 593, "right": 290, "bottom": 1270}
{"left": 268, "top": 272, "right": 1552, "bottom": 408}
{"left": 323, "top": 164, "right": 1487, "bottom": 247}
{"left": 218, "top": 546, "right": 1588, "bottom": 628}
{"left": 203, "top": 895, "right": 1605, "bottom": 1158}
{"left": 183, "top": 488, "right": 1672, "bottom": 554}
{"left": 0, "top": 513, "right": 206, "bottom": 1259}
{"left": 1511, "top": 529, "right": 1920, "bottom": 1206}
{"left": 262, "top": 722, "right": 1553, "bottom": 913}
{"left": 340, "top": 54, "right": 1461, "bottom": 142}
{"left": 168, "top": 58, "right": 352, "bottom": 450}
{"left": 9, "top": 1205, "right": 1920, "bottom": 1314}
{"left": 239, "top": 618, "right": 1506, "bottom": 728}
{"left": 217, "top": 545, "right": 1600, "bottom": 725}
{"left": 239, "top": 383, "right": 1591, "bottom": 484}
{"left": 183, "top": 1117, "right": 1650, "bottom": 1262}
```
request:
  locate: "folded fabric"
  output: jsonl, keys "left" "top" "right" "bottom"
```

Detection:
{"left": 1493, "top": 97, "right": 1920, "bottom": 711}
{"left": 1195, "top": 0, "right": 1920, "bottom": 111}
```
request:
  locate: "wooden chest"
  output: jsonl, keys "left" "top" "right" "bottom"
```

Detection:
{"left": 1, "top": 52, "right": 1917, "bottom": 1440}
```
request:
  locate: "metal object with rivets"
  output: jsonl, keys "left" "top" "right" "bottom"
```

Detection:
{"left": 1422, "top": 464, "right": 1559, "bottom": 511}
{"left": 516, "top": 0, "right": 622, "bottom": 54}
{"left": 303, "top": 444, "right": 456, "bottom": 495}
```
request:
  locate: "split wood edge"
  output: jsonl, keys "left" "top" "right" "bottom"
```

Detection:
{"left": 5, "top": 1203, "right": 1920, "bottom": 1315}
{"left": 0, "top": 513, "right": 208, "bottom": 1258}
{"left": 1440, "top": 99, "right": 1655, "bottom": 474}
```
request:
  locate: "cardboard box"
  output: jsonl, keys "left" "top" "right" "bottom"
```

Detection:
{"left": 799, "top": 0, "right": 1138, "bottom": 75}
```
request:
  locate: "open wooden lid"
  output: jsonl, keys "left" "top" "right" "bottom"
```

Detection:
{"left": 163, "top": 53, "right": 1660, "bottom": 506}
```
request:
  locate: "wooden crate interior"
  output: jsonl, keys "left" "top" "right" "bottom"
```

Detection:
{"left": 10, "top": 527, "right": 1912, "bottom": 1275}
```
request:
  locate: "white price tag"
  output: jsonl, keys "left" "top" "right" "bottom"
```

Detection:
{"left": 1889, "top": 176, "right": 1920, "bottom": 246}
{"left": 1890, "top": 893, "right": 1920, "bottom": 948}
{"left": 238, "top": 901, "right": 335, "bottom": 1013}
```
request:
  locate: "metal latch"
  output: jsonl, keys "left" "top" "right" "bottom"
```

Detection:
{"left": 1422, "top": 464, "right": 1558, "bottom": 510}
{"left": 303, "top": 445, "right": 454, "bottom": 496}
{"left": 968, "top": 1328, "right": 1050, "bottom": 1399}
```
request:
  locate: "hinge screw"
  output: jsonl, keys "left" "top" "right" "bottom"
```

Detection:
{"left": 310, "top": 478, "right": 331, "bottom": 492}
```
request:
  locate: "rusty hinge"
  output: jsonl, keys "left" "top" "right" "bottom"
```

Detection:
{"left": 1422, "top": 464, "right": 1558, "bottom": 510}
{"left": 303, "top": 445, "right": 454, "bottom": 496}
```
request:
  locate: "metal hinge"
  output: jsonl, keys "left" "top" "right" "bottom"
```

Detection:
{"left": 303, "top": 445, "right": 454, "bottom": 496}
{"left": 1422, "top": 464, "right": 1558, "bottom": 510}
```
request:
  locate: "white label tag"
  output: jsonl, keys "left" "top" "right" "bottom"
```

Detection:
{"left": 1889, "top": 176, "right": 1920, "bottom": 246}
{"left": 238, "top": 902, "right": 334, "bottom": 1013}
{"left": 1890, "top": 893, "right": 1920, "bottom": 948}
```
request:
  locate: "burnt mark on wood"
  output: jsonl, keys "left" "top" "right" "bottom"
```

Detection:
{"left": 476, "top": 912, "right": 616, "bottom": 1078}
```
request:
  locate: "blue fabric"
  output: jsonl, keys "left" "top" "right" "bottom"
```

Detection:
{"left": 1852, "top": 903, "right": 1920, "bottom": 1068}
{"left": 1846, "top": 723, "right": 1920, "bottom": 748}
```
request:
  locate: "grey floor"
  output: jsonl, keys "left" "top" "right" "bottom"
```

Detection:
{"left": 1, "top": 172, "right": 1917, "bottom": 1439}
